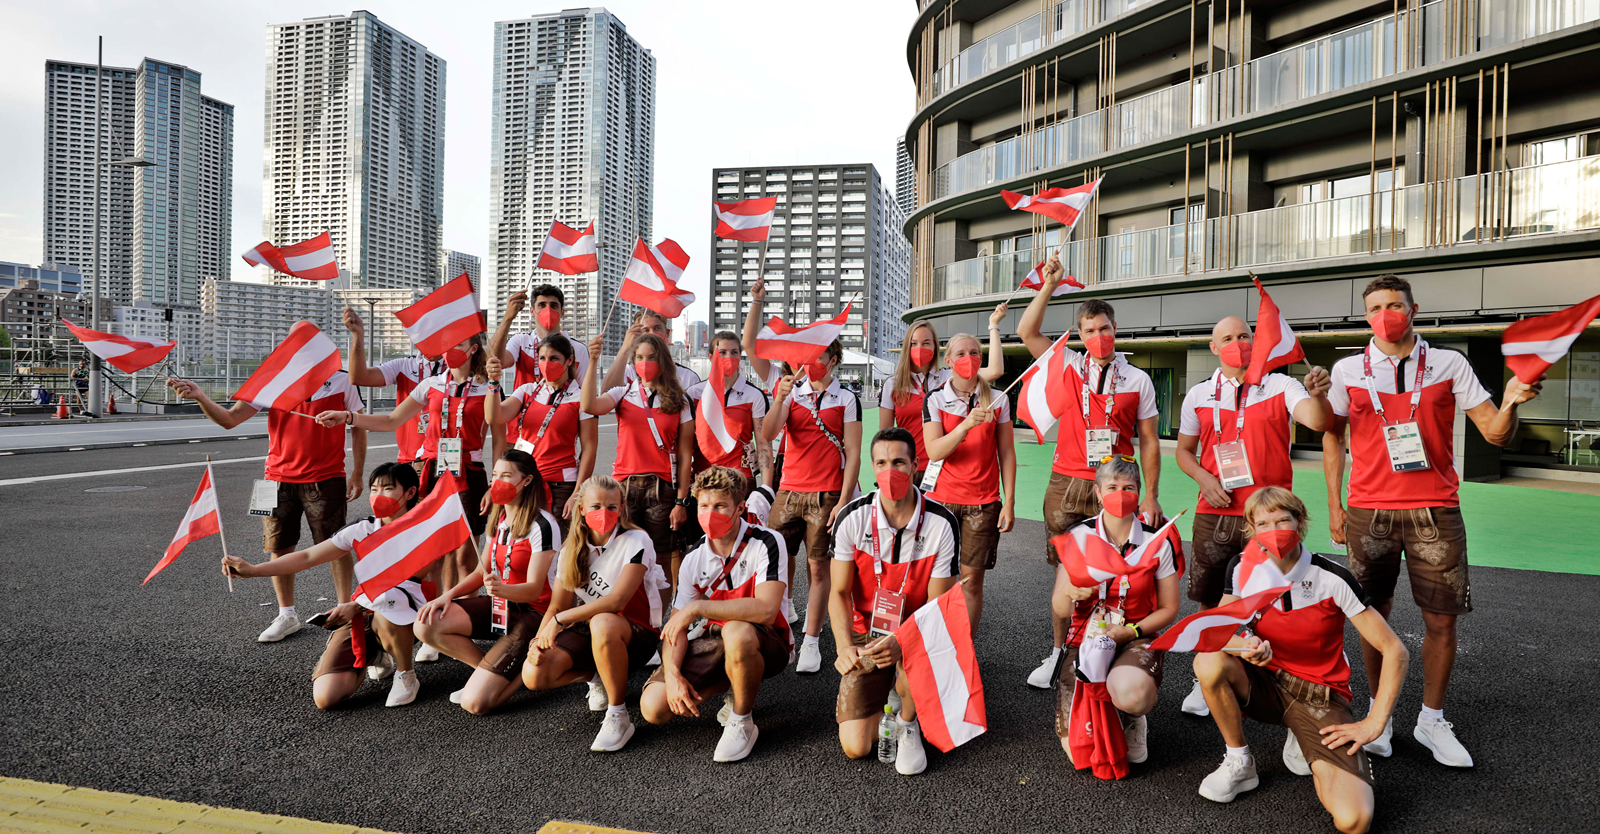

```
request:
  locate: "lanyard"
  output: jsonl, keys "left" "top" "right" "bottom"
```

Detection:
{"left": 492, "top": 521, "right": 514, "bottom": 579}
{"left": 530, "top": 382, "right": 567, "bottom": 442}
{"left": 696, "top": 525, "right": 751, "bottom": 598}
{"left": 440, "top": 379, "right": 471, "bottom": 438}
{"left": 1211, "top": 370, "right": 1249, "bottom": 443}
{"left": 635, "top": 381, "right": 676, "bottom": 486}
{"left": 1091, "top": 515, "right": 1135, "bottom": 609}
{"left": 799, "top": 381, "right": 847, "bottom": 460}
{"left": 869, "top": 491, "right": 926, "bottom": 595}
{"left": 1079, "top": 357, "right": 1118, "bottom": 428}
{"left": 1362, "top": 342, "right": 1427, "bottom": 424}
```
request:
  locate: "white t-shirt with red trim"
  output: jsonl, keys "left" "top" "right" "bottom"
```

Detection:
{"left": 1225, "top": 548, "right": 1370, "bottom": 697}
{"left": 777, "top": 378, "right": 860, "bottom": 493}
{"left": 673, "top": 521, "right": 794, "bottom": 652}
{"left": 878, "top": 368, "right": 951, "bottom": 472}
{"left": 408, "top": 374, "right": 493, "bottom": 464}
{"left": 508, "top": 379, "right": 593, "bottom": 483}
{"left": 603, "top": 381, "right": 693, "bottom": 481}
{"left": 506, "top": 330, "right": 590, "bottom": 391}
{"left": 831, "top": 490, "right": 960, "bottom": 635}
{"left": 1060, "top": 514, "right": 1178, "bottom": 646}
{"left": 266, "top": 371, "right": 365, "bottom": 484}
{"left": 745, "top": 484, "right": 774, "bottom": 527}
{"left": 485, "top": 510, "right": 560, "bottom": 612}
{"left": 378, "top": 356, "right": 444, "bottom": 463}
{"left": 571, "top": 527, "right": 664, "bottom": 631}
{"left": 687, "top": 375, "right": 769, "bottom": 477}
{"left": 921, "top": 382, "right": 1011, "bottom": 506}
{"left": 1328, "top": 338, "right": 1492, "bottom": 509}
{"left": 1179, "top": 370, "right": 1310, "bottom": 517}
{"left": 1050, "top": 353, "right": 1160, "bottom": 479}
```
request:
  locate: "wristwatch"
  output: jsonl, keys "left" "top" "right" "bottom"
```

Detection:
{"left": 675, "top": 496, "right": 693, "bottom": 508}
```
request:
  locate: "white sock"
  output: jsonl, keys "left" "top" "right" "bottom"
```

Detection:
{"left": 278, "top": 605, "right": 297, "bottom": 619}
{"left": 1226, "top": 744, "right": 1251, "bottom": 761}
{"left": 1419, "top": 705, "right": 1445, "bottom": 724}
{"left": 729, "top": 710, "right": 751, "bottom": 724}
{"left": 803, "top": 634, "right": 820, "bottom": 647}
{"left": 1047, "top": 645, "right": 1062, "bottom": 660}
{"left": 606, "top": 704, "right": 628, "bottom": 720}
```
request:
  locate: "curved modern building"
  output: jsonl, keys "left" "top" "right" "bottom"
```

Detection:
{"left": 902, "top": 0, "right": 1600, "bottom": 476}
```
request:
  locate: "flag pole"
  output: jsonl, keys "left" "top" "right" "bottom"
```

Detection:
{"left": 209, "top": 457, "right": 233, "bottom": 593}
{"left": 997, "top": 329, "right": 1074, "bottom": 398}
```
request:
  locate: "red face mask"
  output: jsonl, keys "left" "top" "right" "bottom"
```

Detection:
{"left": 488, "top": 478, "right": 520, "bottom": 506}
{"left": 445, "top": 347, "right": 471, "bottom": 369}
{"left": 1219, "top": 340, "right": 1252, "bottom": 369}
{"left": 585, "top": 508, "right": 619, "bottom": 537}
{"left": 1256, "top": 528, "right": 1301, "bottom": 560}
{"left": 909, "top": 346, "right": 935, "bottom": 369}
{"left": 536, "top": 307, "right": 560, "bottom": 331}
{"left": 698, "top": 509, "right": 736, "bottom": 540}
{"left": 539, "top": 359, "right": 567, "bottom": 382}
{"left": 713, "top": 356, "right": 739, "bottom": 380}
{"left": 634, "top": 361, "right": 660, "bottom": 382}
{"left": 371, "top": 493, "right": 403, "bottom": 519}
{"left": 876, "top": 468, "right": 912, "bottom": 501}
{"left": 1369, "top": 308, "right": 1412, "bottom": 343}
{"left": 1100, "top": 489, "right": 1137, "bottom": 518}
{"left": 950, "top": 354, "right": 982, "bottom": 380}
{"left": 805, "top": 361, "right": 830, "bottom": 382}
{"left": 1083, "top": 333, "right": 1116, "bottom": 359}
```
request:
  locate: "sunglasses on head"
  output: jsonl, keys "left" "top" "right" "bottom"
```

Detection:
{"left": 1100, "top": 455, "right": 1136, "bottom": 464}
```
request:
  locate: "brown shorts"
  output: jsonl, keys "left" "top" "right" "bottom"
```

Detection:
{"left": 1043, "top": 472, "right": 1099, "bottom": 564}
{"left": 1188, "top": 512, "right": 1251, "bottom": 605}
{"left": 1239, "top": 663, "right": 1374, "bottom": 785}
{"left": 311, "top": 612, "right": 382, "bottom": 680}
{"left": 622, "top": 474, "right": 677, "bottom": 557}
{"left": 455, "top": 596, "right": 545, "bottom": 679}
{"left": 1053, "top": 639, "right": 1165, "bottom": 737}
{"left": 769, "top": 489, "right": 842, "bottom": 563}
{"left": 546, "top": 480, "right": 577, "bottom": 540}
{"left": 262, "top": 477, "right": 349, "bottom": 554}
{"left": 546, "top": 618, "right": 660, "bottom": 677}
{"left": 645, "top": 622, "right": 791, "bottom": 692}
{"left": 836, "top": 631, "right": 898, "bottom": 723}
{"left": 941, "top": 500, "right": 1003, "bottom": 570}
{"left": 1345, "top": 505, "right": 1471, "bottom": 615}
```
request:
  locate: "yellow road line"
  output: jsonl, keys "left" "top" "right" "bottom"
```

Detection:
{"left": 537, "top": 823, "right": 657, "bottom": 834}
{"left": 0, "top": 778, "right": 399, "bottom": 834}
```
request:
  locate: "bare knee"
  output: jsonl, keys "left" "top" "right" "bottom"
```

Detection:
{"left": 461, "top": 695, "right": 496, "bottom": 716}
{"left": 639, "top": 683, "right": 672, "bottom": 725}
{"left": 1107, "top": 669, "right": 1157, "bottom": 715}
{"left": 840, "top": 729, "right": 875, "bottom": 759}
{"left": 1193, "top": 651, "right": 1232, "bottom": 685}
{"left": 591, "top": 612, "right": 628, "bottom": 644}
{"left": 1330, "top": 804, "right": 1372, "bottom": 834}
{"left": 1421, "top": 611, "right": 1457, "bottom": 638}
{"left": 721, "top": 622, "right": 759, "bottom": 658}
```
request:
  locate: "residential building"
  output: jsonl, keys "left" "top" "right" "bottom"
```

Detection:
{"left": 443, "top": 249, "right": 481, "bottom": 290}
{"left": 43, "top": 57, "right": 233, "bottom": 307}
{"left": 0, "top": 279, "right": 108, "bottom": 341}
{"left": 709, "top": 163, "right": 908, "bottom": 362}
{"left": 109, "top": 300, "right": 205, "bottom": 359}
{"left": 488, "top": 7, "right": 655, "bottom": 354}
{"left": 902, "top": 0, "right": 1600, "bottom": 475}
{"left": 263, "top": 11, "right": 446, "bottom": 292}
{"left": 331, "top": 287, "right": 428, "bottom": 362}
{"left": 202, "top": 277, "right": 335, "bottom": 364}
{"left": 0, "top": 262, "right": 83, "bottom": 296}
{"left": 686, "top": 320, "right": 710, "bottom": 353}
{"left": 895, "top": 136, "right": 916, "bottom": 216}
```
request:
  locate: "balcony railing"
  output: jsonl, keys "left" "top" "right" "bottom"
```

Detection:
{"left": 929, "top": 154, "right": 1600, "bottom": 302}
{"left": 930, "top": 0, "right": 1157, "bottom": 97}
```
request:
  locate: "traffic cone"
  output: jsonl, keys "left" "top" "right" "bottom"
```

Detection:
{"left": 56, "top": 394, "right": 70, "bottom": 419}
{"left": 107, "top": 394, "right": 118, "bottom": 415}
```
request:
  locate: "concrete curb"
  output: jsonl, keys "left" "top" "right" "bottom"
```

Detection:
{"left": 0, "top": 433, "right": 268, "bottom": 456}
{"left": 0, "top": 413, "right": 209, "bottom": 427}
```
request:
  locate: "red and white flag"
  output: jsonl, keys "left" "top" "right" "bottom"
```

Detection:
{"left": 1016, "top": 330, "right": 1074, "bottom": 444}
{"left": 143, "top": 464, "right": 221, "bottom": 584}
{"left": 620, "top": 238, "right": 695, "bottom": 318}
{"left": 714, "top": 197, "right": 779, "bottom": 242}
{"left": 232, "top": 321, "right": 342, "bottom": 411}
{"left": 60, "top": 319, "right": 175, "bottom": 373}
{"left": 1019, "top": 262, "right": 1086, "bottom": 296}
{"left": 395, "top": 272, "right": 486, "bottom": 356}
{"left": 894, "top": 585, "right": 986, "bottom": 753}
{"left": 1068, "top": 632, "right": 1128, "bottom": 780}
{"left": 1001, "top": 179, "right": 1100, "bottom": 228}
{"left": 1502, "top": 292, "right": 1600, "bottom": 383}
{"left": 1053, "top": 524, "right": 1144, "bottom": 589}
{"left": 353, "top": 470, "right": 472, "bottom": 601}
{"left": 241, "top": 232, "right": 339, "bottom": 281}
{"left": 538, "top": 220, "right": 599, "bottom": 275}
{"left": 697, "top": 357, "right": 739, "bottom": 458}
{"left": 1149, "top": 586, "right": 1288, "bottom": 653}
{"left": 1234, "top": 538, "right": 1293, "bottom": 598}
{"left": 753, "top": 303, "right": 852, "bottom": 367}
{"left": 1245, "top": 276, "right": 1306, "bottom": 386}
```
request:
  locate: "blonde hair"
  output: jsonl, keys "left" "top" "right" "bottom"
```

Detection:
{"left": 942, "top": 333, "right": 993, "bottom": 410}
{"left": 890, "top": 320, "right": 940, "bottom": 406}
{"left": 692, "top": 466, "right": 750, "bottom": 504}
{"left": 631, "top": 333, "right": 688, "bottom": 414}
{"left": 1243, "top": 486, "right": 1310, "bottom": 539}
{"left": 483, "top": 450, "right": 545, "bottom": 542}
{"left": 556, "top": 475, "right": 636, "bottom": 591}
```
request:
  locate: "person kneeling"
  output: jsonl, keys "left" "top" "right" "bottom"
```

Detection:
{"left": 1194, "top": 486, "right": 1408, "bottom": 834}
{"left": 829, "top": 427, "right": 959, "bottom": 775}
{"left": 414, "top": 450, "right": 559, "bottom": 715}
{"left": 222, "top": 463, "right": 433, "bottom": 709}
{"left": 640, "top": 467, "right": 795, "bottom": 762}
{"left": 521, "top": 475, "right": 667, "bottom": 752}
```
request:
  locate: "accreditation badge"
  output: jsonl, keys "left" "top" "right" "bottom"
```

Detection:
{"left": 1215, "top": 440, "right": 1255, "bottom": 490}
{"left": 1085, "top": 429, "right": 1116, "bottom": 465}
{"left": 416, "top": 411, "right": 429, "bottom": 436}
{"left": 489, "top": 596, "right": 509, "bottom": 636}
{"left": 249, "top": 479, "right": 279, "bottom": 517}
{"left": 438, "top": 438, "right": 463, "bottom": 476}
{"left": 513, "top": 438, "right": 536, "bottom": 454}
{"left": 1383, "top": 421, "right": 1430, "bottom": 472}
{"left": 920, "top": 458, "right": 945, "bottom": 492}
{"left": 869, "top": 588, "right": 906, "bottom": 639}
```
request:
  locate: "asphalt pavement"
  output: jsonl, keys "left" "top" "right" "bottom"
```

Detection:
{"left": 1, "top": 431, "right": 1596, "bottom": 834}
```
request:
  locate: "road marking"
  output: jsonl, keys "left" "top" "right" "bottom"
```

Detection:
{"left": 0, "top": 444, "right": 399, "bottom": 487}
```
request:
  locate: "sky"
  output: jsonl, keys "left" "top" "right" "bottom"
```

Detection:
{"left": 0, "top": 0, "right": 918, "bottom": 333}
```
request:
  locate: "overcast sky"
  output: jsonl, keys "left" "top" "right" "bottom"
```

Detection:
{"left": 0, "top": 0, "right": 918, "bottom": 332}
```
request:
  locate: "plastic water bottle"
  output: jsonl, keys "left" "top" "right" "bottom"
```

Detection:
{"left": 877, "top": 705, "right": 898, "bottom": 763}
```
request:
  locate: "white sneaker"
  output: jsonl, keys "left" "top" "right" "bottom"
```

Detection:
{"left": 1363, "top": 715, "right": 1394, "bottom": 757}
{"left": 1283, "top": 732, "right": 1312, "bottom": 776}
{"left": 1123, "top": 714, "right": 1149, "bottom": 764}
{"left": 414, "top": 643, "right": 440, "bottom": 662}
{"left": 449, "top": 688, "right": 465, "bottom": 705}
{"left": 586, "top": 679, "right": 608, "bottom": 712}
{"left": 714, "top": 716, "right": 759, "bottom": 763}
{"left": 796, "top": 641, "right": 822, "bottom": 674}
{"left": 385, "top": 670, "right": 419, "bottom": 707}
{"left": 1198, "top": 754, "right": 1259, "bottom": 803}
{"left": 1181, "top": 679, "right": 1211, "bottom": 716}
{"left": 257, "top": 614, "right": 301, "bottom": 643}
{"left": 591, "top": 711, "right": 635, "bottom": 752}
{"left": 716, "top": 696, "right": 733, "bottom": 727}
{"left": 365, "top": 652, "right": 394, "bottom": 681}
{"left": 895, "top": 717, "right": 928, "bottom": 775}
{"left": 1414, "top": 719, "right": 1474, "bottom": 767}
{"left": 646, "top": 650, "right": 662, "bottom": 667}
{"left": 1026, "top": 650, "right": 1059, "bottom": 689}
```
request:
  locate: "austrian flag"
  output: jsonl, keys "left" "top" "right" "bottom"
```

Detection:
{"left": 697, "top": 355, "right": 739, "bottom": 458}
{"left": 1016, "top": 330, "right": 1073, "bottom": 444}
{"left": 354, "top": 470, "right": 473, "bottom": 601}
{"left": 893, "top": 586, "right": 987, "bottom": 752}
{"left": 620, "top": 238, "right": 695, "bottom": 318}
{"left": 232, "top": 321, "right": 342, "bottom": 411}
{"left": 241, "top": 232, "right": 339, "bottom": 281}
{"left": 1245, "top": 276, "right": 1306, "bottom": 386}
{"left": 395, "top": 272, "right": 486, "bottom": 356}
{"left": 1502, "top": 292, "right": 1600, "bottom": 383}
{"left": 1150, "top": 587, "right": 1289, "bottom": 654}
{"left": 1019, "top": 261, "right": 1086, "bottom": 296}
{"left": 61, "top": 319, "right": 176, "bottom": 373}
{"left": 753, "top": 303, "right": 852, "bottom": 367}
{"left": 143, "top": 464, "right": 222, "bottom": 584}
{"left": 713, "top": 197, "right": 779, "bottom": 242}
{"left": 1001, "top": 179, "right": 1100, "bottom": 228}
{"left": 538, "top": 220, "right": 599, "bottom": 275}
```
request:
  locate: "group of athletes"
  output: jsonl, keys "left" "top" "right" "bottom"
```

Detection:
{"left": 166, "top": 255, "right": 1541, "bottom": 834}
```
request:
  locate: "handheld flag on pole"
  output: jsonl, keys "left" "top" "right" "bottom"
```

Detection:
{"left": 713, "top": 197, "right": 779, "bottom": 242}
{"left": 538, "top": 220, "right": 600, "bottom": 275}
{"left": 620, "top": 238, "right": 695, "bottom": 318}
{"left": 144, "top": 463, "right": 222, "bottom": 585}
{"left": 395, "top": 272, "right": 487, "bottom": 356}
{"left": 1149, "top": 587, "right": 1289, "bottom": 653}
{"left": 241, "top": 232, "right": 339, "bottom": 281}
{"left": 752, "top": 301, "right": 854, "bottom": 367}
{"left": 1000, "top": 180, "right": 1099, "bottom": 226}
{"left": 697, "top": 354, "right": 740, "bottom": 459}
{"left": 1009, "top": 330, "right": 1073, "bottom": 443}
{"left": 231, "top": 321, "right": 343, "bottom": 411}
{"left": 60, "top": 318, "right": 175, "bottom": 373}
{"left": 892, "top": 585, "right": 986, "bottom": 752}
{"left": 1502, "top": 292, "right": 1600, "bottom": 383}
{"left": 353, "top": 470, "right": 473, "bottom": 602}
{"left": 1244, "top": 275, "right": 1306, "bottom": 386}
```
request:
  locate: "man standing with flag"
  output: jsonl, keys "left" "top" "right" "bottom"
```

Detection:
{"left": 490, "top": 284, "right": 591, "bottom": 411}
{"left": 1174, "top": 312, "right": 1332, "bottom": 716}
{"left": 1016, "top": 255, "right": 1162, "bottom": 689}
{"left": 687, "top": 331, "right": 769, "bottom": 481}
{"left": 1324, "top": 274, "right": 1540, "bottom": 768}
